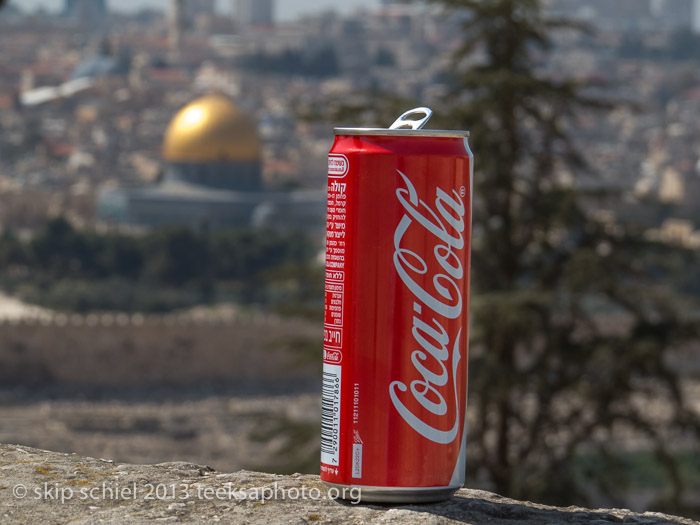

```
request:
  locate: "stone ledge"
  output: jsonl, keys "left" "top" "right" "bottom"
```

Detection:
{"left": 0, "top": 444, "right": 696, "bottom": 525}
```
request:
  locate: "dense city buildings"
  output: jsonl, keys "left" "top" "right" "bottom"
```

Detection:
{"left": 97, "top": 94, "right": 325, "bottom": 229}
{"left": 235, "top": 0, "right": 274, "bottom": 26}
{"left": 0, "top": 0, "right": 698, "bottom": 243}
{"left": 62, "top": 0, "right": 108, "bottom": 29}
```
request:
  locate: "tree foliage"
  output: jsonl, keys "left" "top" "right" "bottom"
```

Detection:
{"left": 0, "top": 218, "right": 322, "bottom": 313}
{"left": 427, "top": 0, "right": 700, "bottom": 513}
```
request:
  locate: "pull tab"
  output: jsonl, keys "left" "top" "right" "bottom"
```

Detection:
{"left": 389, "top": 107, "right": 433, "bottom": 130}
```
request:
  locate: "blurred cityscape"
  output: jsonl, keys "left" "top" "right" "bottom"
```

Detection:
{"left": 1, "top": 1, "right": 700, "bottom": 241}
{"left": 0, "top": 0, "right": 700, "bottom": 514}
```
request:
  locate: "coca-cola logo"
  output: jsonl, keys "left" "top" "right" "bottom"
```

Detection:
{"left": 328, "top": 154, "right": 348, "bottom": 177}
{"left": 389, "top": 170, "right": 467, "bottom": 445}
{"left": 324, "top": 349, "right": 343, "bottom": 364}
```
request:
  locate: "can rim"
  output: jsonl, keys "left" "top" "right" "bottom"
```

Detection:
{"left": 334, "top": 127, "right": 470, "bottom": 138}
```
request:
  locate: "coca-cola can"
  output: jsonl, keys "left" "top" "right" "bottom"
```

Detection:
{"left": 320, "top": 108, "right": 473, "bottom": 502}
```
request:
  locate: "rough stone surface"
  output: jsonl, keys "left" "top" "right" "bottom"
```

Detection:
{"left": 1, "top": 444, "right": 697, "bottom": 525}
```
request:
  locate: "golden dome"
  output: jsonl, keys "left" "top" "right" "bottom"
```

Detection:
{"left": 162, "top": 95, "right": 261, "bottom": 163}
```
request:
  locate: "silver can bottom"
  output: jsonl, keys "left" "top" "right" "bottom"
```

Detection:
{"left": 323, "top": 481, "right": 460, "bottom": 504}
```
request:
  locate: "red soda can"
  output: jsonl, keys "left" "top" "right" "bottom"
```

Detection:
{"left": 320, "top": 108, "right": 473, "bottom": 502}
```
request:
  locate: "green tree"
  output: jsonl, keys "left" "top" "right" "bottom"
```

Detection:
{"left": 0, "top": 230, "right": 27, "bottom": 267}
{"left": 30, "top": 217, "right": 97, "bottom": 279}
{"left": 141, "top": 226, "right": 209, "bottom": 286}
{"left": 99, "top": 234, "right": 145, "bottom": 280}
{"left": 428, "top": 0, "right": 700, "bottom": 513}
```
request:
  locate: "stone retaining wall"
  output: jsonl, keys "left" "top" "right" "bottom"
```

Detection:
{"left": 0, "top": 314, "right": 320, "bottom": 389}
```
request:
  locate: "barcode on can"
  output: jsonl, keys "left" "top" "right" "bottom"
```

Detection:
{"left": 321, "top": 363, "right": 342, "bottom": 466}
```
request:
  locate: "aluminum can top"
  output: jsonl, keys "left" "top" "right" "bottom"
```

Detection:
{"left": 334, "top": 107, "right": 469, "bottom": 138}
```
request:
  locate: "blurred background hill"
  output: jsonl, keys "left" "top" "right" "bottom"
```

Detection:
{"left": 0, "top": 0, "right": 700, "bottom": 518}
